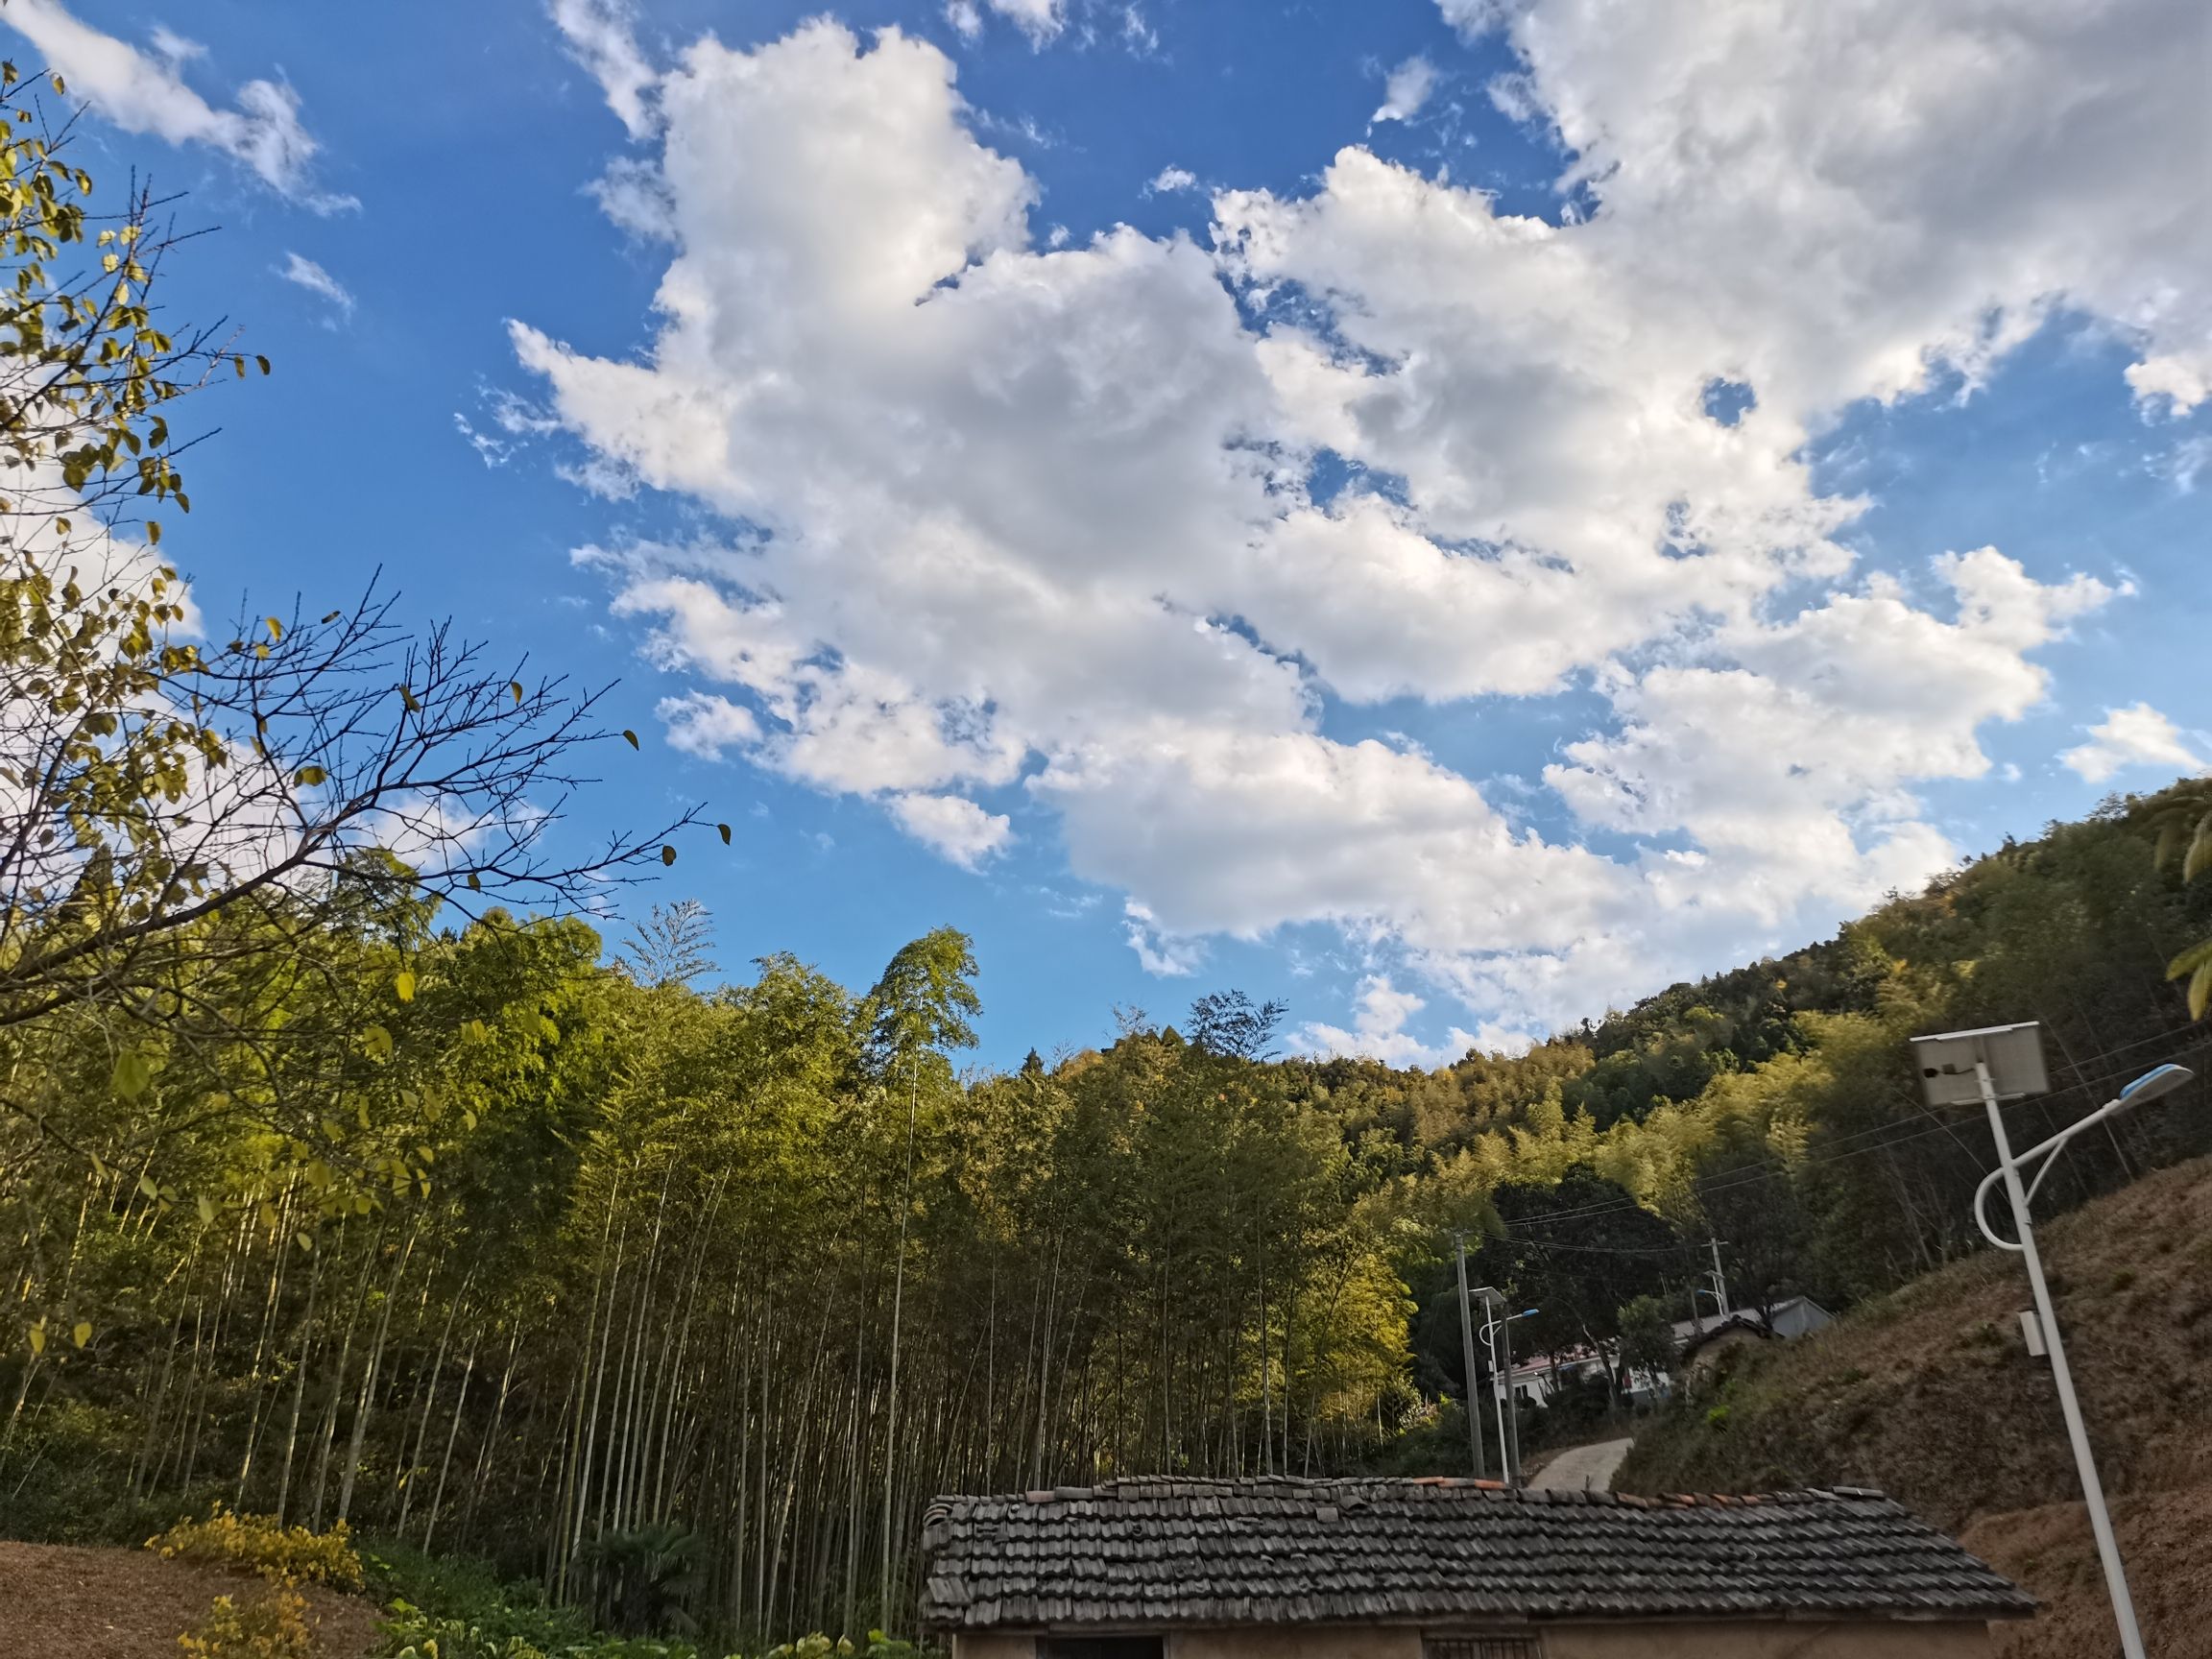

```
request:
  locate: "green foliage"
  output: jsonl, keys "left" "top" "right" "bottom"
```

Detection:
{"left": 179, "top": 1583, "right": 316, "bottom": 1659}
{"left": 2143, "top": 781, "right": 2212, "bottom": 1017}
{"left": 1616, "top": 1294, "right": 1677, "bottom": 1386}
{"left": 148, "top": 1503, "right": 364, "bottom": 1591}
{"left": 581, "top": 1526, "right": 701, "bottom": 1637}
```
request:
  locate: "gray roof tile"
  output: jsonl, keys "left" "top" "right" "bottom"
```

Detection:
{"left": 917, "top": 1477, "right": 2034, "bottom": 1631}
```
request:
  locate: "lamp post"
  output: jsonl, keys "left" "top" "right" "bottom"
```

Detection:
{"left": 1913, "top": 1022, "right": 2193, "bottom": 1659}
{"left": 1473, "top": 1287, "right": 1536, "bottom": 1485}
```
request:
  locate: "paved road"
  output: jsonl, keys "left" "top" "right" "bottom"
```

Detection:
{"left": 1528, "top": 1436, "right": 1634, "bottom": 1492}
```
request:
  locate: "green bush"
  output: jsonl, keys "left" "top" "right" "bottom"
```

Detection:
{"left": 365, "top": 1542, "right": 594, "bottom": 1653}
{"left": 373, "top": 1605, "right": 930, "bottom": 1659}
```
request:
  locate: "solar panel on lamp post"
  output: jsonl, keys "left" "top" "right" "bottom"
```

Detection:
{"left": 1912, "top": 1022, "right": 2193, "bottom": 1659}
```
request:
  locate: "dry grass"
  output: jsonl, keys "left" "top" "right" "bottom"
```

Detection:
{"left": 1618, "top": 1154, "right": 2212, "bottom": 1655}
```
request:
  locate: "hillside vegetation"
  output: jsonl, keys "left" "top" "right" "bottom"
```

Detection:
{"left": 1620, "top": 1154, "right": 2212, "bottom": 1657}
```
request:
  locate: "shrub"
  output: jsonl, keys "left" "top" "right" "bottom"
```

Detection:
{"left": 364, "top": 1544, "right": 593, "bottom": 1653}
{"left": 179, "top": 1583, "right": 317, "bottom": 1659}
{"left": 148, "top": 1503, "right": 365, "bottom": 1591}
{"left": 376, "top": 1602, "right": 550, "bottom": 1659}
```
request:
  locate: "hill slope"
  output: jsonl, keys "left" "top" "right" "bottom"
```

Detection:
{"left": 1617, "top": 1153, "right": 2212, "bottom": 1656}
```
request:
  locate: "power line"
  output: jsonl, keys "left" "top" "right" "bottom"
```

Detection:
{"left": 1495, "top": 1035, "right": 2210, "bottom": 1239}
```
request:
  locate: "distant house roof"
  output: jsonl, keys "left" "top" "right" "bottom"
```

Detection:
{"left": 1670, "top": 1295, "right": 1833, "bottom": 1349}
{"left": 918, "top": 1477, "right": 2032, "bottom": 1632}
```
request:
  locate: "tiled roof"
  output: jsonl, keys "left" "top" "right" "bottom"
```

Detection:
{"left": 918, "top": 1477, "right": 2034, "bottom": 1631}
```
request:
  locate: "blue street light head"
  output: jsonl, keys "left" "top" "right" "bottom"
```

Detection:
{"left": 2117, "top": 1063, "right": 2194, "bottom": 1110}
{"left": 1519, "top": 1309, "right": 1538, "bottom": 1319}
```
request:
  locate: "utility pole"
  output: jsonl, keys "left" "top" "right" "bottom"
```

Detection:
{"left": 1452, "top": 1236, "right": 1487, "bottom": 1480}
{"left": 1707, "top": 1238, "right": 1730, "bottom": 1318}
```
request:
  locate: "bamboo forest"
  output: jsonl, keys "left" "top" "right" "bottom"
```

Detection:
{"left": 1, "top": 40, "right": 2210, "bottom": 1659}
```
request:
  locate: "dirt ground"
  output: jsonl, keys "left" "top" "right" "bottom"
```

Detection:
{"left": 1616, "top": 1154, "right": 2212, "bottom": 1656}
{"left": 0, "top": 1540, "right": 384, "bottom": 1659}
{"left": 1968, "top": 1479, "right": 2212, "bottom": 1659}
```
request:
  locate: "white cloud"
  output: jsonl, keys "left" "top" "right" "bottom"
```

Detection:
{"left": 147, "top": 26, "right": 203, "bottom": 68}
{"left": 1, "top": 1, "right": 350, "bottom": 209}
{"left": 1144, "top": 164, "right": 1197, "bottom": 196}
{"left": 976, "top": 0, "right": 1066, "bottom": 43}
{"left": 1297, "top": 975, "right": 1483, "bottom": 1069}
{"left": 276, "top": 252, "right": 352, "bottom": 318}
{"left": 517, "top": 7, "right": 2193, "bottom": 1037}
{"left": 946, "top": 1, "right": 984, "bottom": 40}
{"left": 1373, "top": 56, "right": 1437, "bottom": 124}
{"left": 657, "top": 690, "right": 760, "bottom": 759}
{"left": 887, "top": 791, "right": 1013, "bottom": 867}
{"left": 2062, "top": 703, "right": 2206, "bottom": 784}
{"left": 547, "top": 0, "right": 659, "bottom": 139}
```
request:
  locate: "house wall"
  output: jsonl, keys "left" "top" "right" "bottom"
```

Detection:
{"left": 1540, "top": 1619, "right": 1992, "bottom": 1657}
{"left": 949, "top": 1620, "right": 1996, "bottom": 1659}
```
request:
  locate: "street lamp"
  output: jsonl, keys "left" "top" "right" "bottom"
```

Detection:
{"left": 1472, "top": 1287, "right": 1536, "bottom": 1486}
{"left": 1913, "top": 1022, "right": 2194, "bottom": 1659}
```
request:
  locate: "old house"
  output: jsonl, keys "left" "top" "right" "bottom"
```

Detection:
{"left": 919, "top": 1476, "right": 2032, "bottom": 1659}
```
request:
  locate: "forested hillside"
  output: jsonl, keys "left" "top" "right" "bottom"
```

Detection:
{"left": 4, "top": 58, "right": 2212, "bottom": 1658}
{"left": 9, "top": 791, "right": 2208, "bottom": 1648}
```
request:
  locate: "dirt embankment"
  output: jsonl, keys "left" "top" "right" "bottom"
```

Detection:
{"left": 1617, "top": 1153, "right": 2212, "bottom": 1657}
{"left": 0, "top": 1539, "right": 383, "bottom": 1659}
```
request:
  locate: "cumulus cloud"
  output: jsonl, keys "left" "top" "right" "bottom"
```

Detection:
{"left": 2062, "top": 703, "right": 2206, "bottom": 784}
{"left": 516, "top": 6, "right": 2190, "bottom": 1037}
{"left": 1297, "top": 975, "right": 1487, "bottom": 1069}
{"left": 1144, "top": 165, "right": 1197, "bottom": 196}
{"left": 277, "top": 252, "right": 353, "bottom": 318}
{"left": 887, "top": 791, "right": 1013, "bottom": 866}
{"left": 1372, "top": 56, "right": 1437, "bottom": 124}
{"left": 0, "top": 1, "right": 350, "bottom": 209}
{"left": 547, "top": 0, "right": 659, "bottom": 139}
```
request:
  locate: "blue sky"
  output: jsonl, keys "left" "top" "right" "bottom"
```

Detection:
{"left": 10, "top": 0, "right": 2206, "bottom": 1069}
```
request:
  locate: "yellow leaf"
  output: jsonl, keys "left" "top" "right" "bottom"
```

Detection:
{"left": 28, "top": 1323, "right": 45, "bottom": 1357}
{"left": 113, "top": 1048, "right": 153, "bottom": 1097}
{"left": 71, "top": 1321, "right": 90, "bottom": 1349}
{"left": 395, "top": 969, "right": 416, "bottom": 1002}
{"left": 623, "top": 729, "right": 640, "bottom": 750}
{"left": 511, "top": 682, "right": 524, "bottom": 705}
{"left": 661, "top": 845, "right": 677, "bottom": 866}
{"left": 196, "top": 1193, "right": 215, "bottom": 1224}
{"left": 136, "top": 1172, "right": 158, "bottom": 1200}
{"left": 2192, "top": 961, "right": 2211, "bottom": 1022}
{"left": 718, "top": 823, "right": 732, "bottom": 845}
{"left": 266, "top": 615, "right": 283, "bottom": 642}
{"left": 362, "top": 1024, "right": 394, "bottom": 1063}
{"left": 293, "top": 765, "right": 327, "bottom": 787}
{"left": 146, "top": 519, "right": 160, "bottom": 545}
